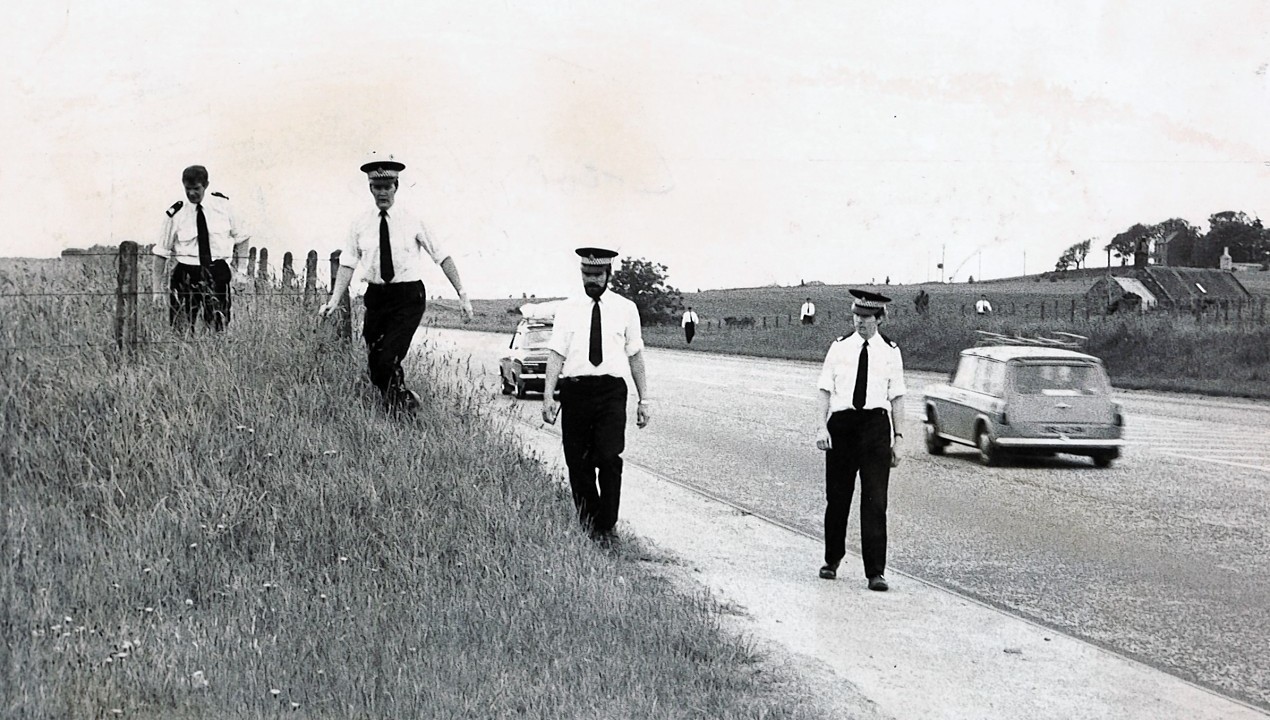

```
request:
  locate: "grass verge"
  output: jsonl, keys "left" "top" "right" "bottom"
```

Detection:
{"left": 2, "top": 262, "right": 828, "bottom": 719}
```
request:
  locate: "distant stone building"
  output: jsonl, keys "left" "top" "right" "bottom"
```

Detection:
{"left": 1085, "top": 266, "right": 1251, "bottom": 311}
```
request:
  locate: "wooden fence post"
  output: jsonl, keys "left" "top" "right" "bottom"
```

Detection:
{"left": 247, "top": 247, "right": 257, "bottom": 278}
{"left": 304, "top": 250, "right": 318, "bottom": 302}
{"left": 114, "top": 241, "right": 139, "bottom": 358}
{"left": 330, "top": 250, "right": 352, "bottom": 340}
{"left": 256, "top": 248, "right": 269, "bottom": 285}
{"left": 282, "top": 251, "right": 295, "bottom": 290}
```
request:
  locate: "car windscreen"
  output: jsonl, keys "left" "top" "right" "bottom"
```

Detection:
{"left": 524, "top": 329, "right": 553, "bottom": 349}
{"left": 1012, "top": 363, "right": 1108, "bottom": 395}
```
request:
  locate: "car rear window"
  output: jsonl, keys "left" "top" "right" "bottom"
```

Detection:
{"left": 1012, "top": 363, "right": 1108, "bottom": 396}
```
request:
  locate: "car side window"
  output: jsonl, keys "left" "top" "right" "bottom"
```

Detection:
{"left": 969, "top": 358, "right": 1001, "bottom": 396}
{"left": 982, "top": 360, "right": 1006, "bottom": 397}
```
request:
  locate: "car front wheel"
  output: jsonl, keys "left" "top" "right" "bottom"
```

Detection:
{"left": 976, "top": 427, "right": 1000, "bottom": 466}
{"left": 500, "top": 369, "right": 512, "bottom": 395}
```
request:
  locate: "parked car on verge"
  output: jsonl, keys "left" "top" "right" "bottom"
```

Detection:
{"left": 922, "top": 345, "right": 1125, "bottom": 467}
{"left": 499, "top": 319, "right": 554, "bottom": 399}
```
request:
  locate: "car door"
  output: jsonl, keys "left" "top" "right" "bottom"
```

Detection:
{"left": 939, "top": 355, "right": 980, "bottom": 442}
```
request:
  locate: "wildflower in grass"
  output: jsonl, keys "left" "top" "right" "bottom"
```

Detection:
{"left": 191, "top": 670, "right": 209, "bottom": 689}
{"left": 185, "top": 599, "right": 194, "bottom": 607}
{"left": 270, "top": 688, "right": 281, "bottom": 697}
{"left": 291, "top": 702, "right": 300, "bottom": 710}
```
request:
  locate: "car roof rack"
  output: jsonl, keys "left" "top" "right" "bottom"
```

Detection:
{"left": 974, "top": 330, "right": 1087, "bottom": 350}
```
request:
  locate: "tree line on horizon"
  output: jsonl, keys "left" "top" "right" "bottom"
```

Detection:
{"left": 1054, "top": 211, "right": 1269, "bottom": 272}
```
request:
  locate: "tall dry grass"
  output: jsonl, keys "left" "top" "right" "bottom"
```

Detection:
{"left": 2, "top": 258, "right": 823, "bottom": 719}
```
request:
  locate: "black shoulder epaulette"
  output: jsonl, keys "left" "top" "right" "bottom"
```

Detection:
{"left": 878, "top": 332, "right": 898, "bottom": 348}
{"left": 165, "top": 200, "right": 184, "bottom": 218}
{"left": 210, "top": 191, "right": 228, "bottom": 199}
{"left": 836, "top": 331, "right": 857, "bottom": 342}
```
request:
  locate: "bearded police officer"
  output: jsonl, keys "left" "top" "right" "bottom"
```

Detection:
{"left": 541, "top": 247, "right": 651, "bottom": 541}
{"left": 153, "top": 165, "right": 250, "bottom": 332}
{"left": 814, "top": 289, "right": 906, "bottom": 591}
{"left": 319, "top": 151, "right": 474, "bottom": 414}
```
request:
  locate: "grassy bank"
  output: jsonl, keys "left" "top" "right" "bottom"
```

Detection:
{"left": 2, "top": 261, "right": 824, "bottom": 718}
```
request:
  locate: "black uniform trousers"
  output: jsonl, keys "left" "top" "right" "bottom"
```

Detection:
{"left": 684, "top": 321, "right": 696, "bottom": 344}
{"left": 170, "top": 260, "right": 232, "bottom": 332}
{"left": 824, "top": 407, "right": 892, "bottom": 578}
{"left": 559, "top": 375, "right": 628, "bottom": 534}
{"left": 362, "top": 280, "right": 426, "bottom": 409}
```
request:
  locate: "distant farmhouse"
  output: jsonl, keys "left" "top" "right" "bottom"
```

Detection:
{"left": 1085, "top": 264, "right": 1252, "bottom": 311}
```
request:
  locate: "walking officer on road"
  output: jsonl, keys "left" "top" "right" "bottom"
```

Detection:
{"left": 319, "top": 151, "right": 474, "bottom": 414}
{"left": 542, "top": 247, "right": 651, "bottom": 541}
{"left": 814, "top": 289, "right": 906, "bottom": 591}
{"left": 152, "top": 165, "right": 250, "bottom": 332}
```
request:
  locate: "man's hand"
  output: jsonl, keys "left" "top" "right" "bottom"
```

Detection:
{"left": 542, "top": 398, "right": 560, "bottom": 425}
{"left": 891, "top": 434, "right": 903, "bottom": 468}
{"left": 317, "top": 301, "right": 338, "bottom": 319}
{"left": 459, "top": 294, "right": 474, "bottom": 323}
{"left": 636, "top": 402, "right": 651, "bottom": 429}
{"left": 815, "top": 426, "right": 832, "bottom": 451}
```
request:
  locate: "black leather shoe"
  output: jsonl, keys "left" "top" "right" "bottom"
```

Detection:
{"left": 867, "top": 575, "right": 889, "bottom": 592}
{"left": 818, "top": 564, "right": 838, "bottom": 580}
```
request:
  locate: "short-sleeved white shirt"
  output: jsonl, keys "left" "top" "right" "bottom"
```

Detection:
{"left": 154, "top": 192, "right": 247, "bottom": 265}
{"left": 340, "top": 206, "right": 450, "bottom": 284}
{"left": 548, "top": 291, "right": 644, "bottom": 378}
{"left": 817, "top": 332, "right": 906, "bottom": 412}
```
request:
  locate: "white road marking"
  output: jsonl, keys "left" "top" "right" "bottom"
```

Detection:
{"left": 1158, "top": 453, "right": 1270, "bottom": 474}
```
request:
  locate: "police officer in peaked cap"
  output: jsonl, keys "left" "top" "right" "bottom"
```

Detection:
{"left": 813, "top": 289, "right": 907, "bottom": 591}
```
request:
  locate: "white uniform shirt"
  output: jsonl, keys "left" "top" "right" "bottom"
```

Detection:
{"left": 801, "top": 301, "right": 816, "bottom": 318}
{"left": 976, "top": 299, "right": 993, "bottom": 314}
{"left": 548, "top": 291, "right": 644, "bottom": 378}
{"left": 154, "top": 192, "right": 247, "bottom": 265}
{"left": 817, "top": 332, "right": 906, "bottom": 412}
{"left": 682, "top": 310, "right": 698, "bottom": 326}
{"left": 340, "top": 206, "right": 450, "bottom": 284}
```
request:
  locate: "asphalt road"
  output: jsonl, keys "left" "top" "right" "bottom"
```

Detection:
{"left": 425, "top": 327, "right": 1270, "bottom": 710}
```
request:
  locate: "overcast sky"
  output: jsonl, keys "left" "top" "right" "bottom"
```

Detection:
{"left": 3, "top": 1, "right": 1268, "bottom": 297}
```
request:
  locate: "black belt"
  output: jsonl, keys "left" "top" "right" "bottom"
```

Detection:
{"left": 833, "top": 407, "right": 888, "bottom": 415}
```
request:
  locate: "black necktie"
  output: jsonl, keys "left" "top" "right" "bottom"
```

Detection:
{"left": 588, "top": 299, "right": 603, "bottom": 366}
{"left": 852, "top": 339, "right": 869, "bottom": 409}
{"left": 379, "top": 211, "right": 394, "bottom": 282}
{"left": 196, "top": 204, "right": 211, "bottom": 267}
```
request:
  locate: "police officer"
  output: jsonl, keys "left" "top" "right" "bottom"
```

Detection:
{"left": 681, "top": 306, "right": 698, "bottom": 344}
{"left": 814, "top": 289, "right": 906, "bottom": 591}
{"left": 318, "top": 152, "right": 474, "bottom": 413}
{"left": 541, "top": 247, "right": 651, "bottom": 540}
{"left": 152, "top": 165, "right": 250, "bottom": 332}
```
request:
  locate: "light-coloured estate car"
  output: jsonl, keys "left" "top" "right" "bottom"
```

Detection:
{"left": 922, "top": 345, "right": 1125, "bottom": 467}
{"left": 499, "top": 320, "right": 553, "bottom": 399}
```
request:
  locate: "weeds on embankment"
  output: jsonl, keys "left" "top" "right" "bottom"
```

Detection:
{"left": 2, "top": 263, "right": 821, "bottom": 718}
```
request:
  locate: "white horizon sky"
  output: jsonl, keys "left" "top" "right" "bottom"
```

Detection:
{"left": 3, "top": 1, "right": 1268, "bottom": 297}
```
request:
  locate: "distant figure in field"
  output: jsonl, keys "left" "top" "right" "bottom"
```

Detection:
{"left": 681, "top": 306, "right": 699, "bottom": 344}
{"left": 975, "top": 294, "right": 993, "bottom": 316}
{"left": 800, "top": 297, "right": 817, "bottom": 325}
{"left": 318, "top": 151, "right": 474, "bottom": 415}
{"left": 914, "top": 289, "right": 930, "bottom": 315}
{"left": 152, "top": 165, "right": 250, "bottom": 332}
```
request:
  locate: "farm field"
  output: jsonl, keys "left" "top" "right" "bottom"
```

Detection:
{"left": 432, "top": 269, "right": 1270, "bottom": 400}
{"left": 1, "top": 255, "right": 827, "bottom": 719}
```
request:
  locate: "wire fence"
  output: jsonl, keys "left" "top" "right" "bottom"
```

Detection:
{"left": 692, "top": 295, "right": 1270, "bottom": 332}
{"left": 1, "top": 242, "right": 355, "bottom": 356}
